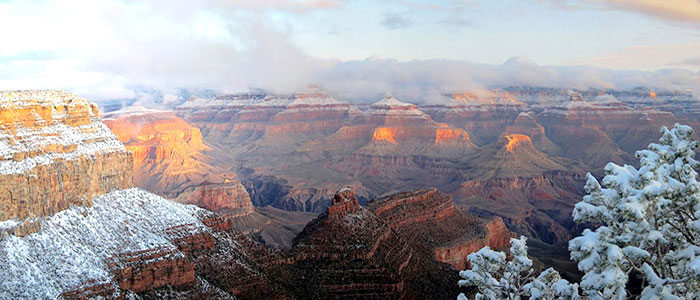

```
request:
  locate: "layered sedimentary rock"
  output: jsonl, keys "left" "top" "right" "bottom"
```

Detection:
{"left": 0, "top": 90, "right": 133, "bottom": 235}
{"left": 456, "top": 171, "right": 585, "bottom": 244}
{"left": 0, "top": 92, "right": 281, "bottom": 299}
{"left": 434, "top": 218, "right": 511, "bottom": 270}
{"left": 174, "top": 180, "right": 254, "bottom": 216}
{"left": 367, "top": 189, "right": 512, "bottom": 270}
{"left": 103, "top": 108, "right": 226, "bottom": 198}
{"left": 167, "top": 86, "right": 693, "bottom": 250}
{"left": 272, "top": 188, "right": 511, "bottom": 299}
{"left": 0, "top": 188, "right": 283, "bottom": 299}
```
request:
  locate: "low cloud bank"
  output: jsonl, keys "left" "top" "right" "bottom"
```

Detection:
{"left": 1, "top": 0, "right": 699, "bottom": 108}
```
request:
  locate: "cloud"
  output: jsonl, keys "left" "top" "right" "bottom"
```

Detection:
{"left": 591, "top": 0, "right": 700, "bottom": 24}
{"left": 310, "top": 56, "right": 700, "bottom": 104}
{"left": 437, "top": 16, "right": 474, "bottom": 31}
{"left": 676, "top": 56, "right": 700, "bottom": 66}
{"left": 1, "top": 0, "right": 699, "bottom": 108}
{"left": 380, "top": 13, "right": 413, "bottom": 29}
{"left": 541, "top": 0, "right": 700, "bottom": 25}
{"left": 0, "top": 0, "right": 319, "bottom": 98}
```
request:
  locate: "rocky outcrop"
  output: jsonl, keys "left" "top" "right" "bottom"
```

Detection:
{"left": 107, "top": 246, "right": 196, "bottom": 293}
{"left": 456, "top": 171, "right": 585, "bottom": 244}
{"left": 326, "top": 187, "right": 360, "bottom": 216}
{"left": 367, "top": 189, "right": 512, "bottom": 270}
{"left": 0, "top": 90, "right": 133, "bottom": 235}
{"left": 268, "top": 188, "right": 513, "bottom": 299}
{"left": 434, "top": 218, "right": 511, "bottom": 269}
{"left": 174, "top": 180, "right": 254, "bottom": 216}
{"left": 103, "top": 109, "right": 227, "bottom": 198}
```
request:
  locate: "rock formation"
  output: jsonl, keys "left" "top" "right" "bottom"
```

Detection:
{"left": 0, "top": 92, "right": 280, "bottom": 299}
{"left": 272, "top": 188, "right": 512, "bottom": 299}
{"left": 0, "top": 90, "right": 133, "bottom": 236}
{"left": 103, "top": 108, "right": 225, "bottom": 198}
{"left": 366, "top": 189, "right": 512, "bottom": 270}
{"left": 150, "top": 86, "right": 696, "bottom": 252}
{"left": 174, "top": 180, "right": 254, "bottom": 216}
{"left": 0, "top": 89, "right": 525, "bottom": 300}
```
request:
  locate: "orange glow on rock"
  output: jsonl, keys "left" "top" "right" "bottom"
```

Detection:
{"left": 105, "top": 114, "right": 210, "bottom": 176}
{"left": 435, "top": 128, "right": 470, "bottom": 144}
{"left": 372, "top": 127, "right": 397, "bottom": 144}
{"left": 504, "top": 134, "right": 531, "bottom": 152}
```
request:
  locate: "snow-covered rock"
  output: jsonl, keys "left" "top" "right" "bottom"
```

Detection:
{"left": 0, "top": 90, "right": 133, "bottom": 234}
{"left": 0, "top": 188, "right": 207, "bottom": 299}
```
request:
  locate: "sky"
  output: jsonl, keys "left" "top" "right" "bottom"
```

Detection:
{"left": 2, "top": 0, "right": 700, "bottom": 104}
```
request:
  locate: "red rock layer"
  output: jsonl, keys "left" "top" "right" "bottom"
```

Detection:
{"left": 107, "top": 247, "right": 195, "bottom": 293}
{"left": 62, "top": 212, "right": 287, "bottom": 300}
{"left": 456, "top": 171, "right": 584, "bottom": 244}
{"left": 174, "top": 181, "right": 254, "bottom": 216}
{"left": 368, "top": 189, "right": 512, "bottom": 270}
{"left": 266, "top": 189, "right": 513, "bottom": 299}
{"left": 434, "top": 218, "right": 511, "bottom": 270}
{"left": 104, "top": 111, "right": 221, "bottom": 197}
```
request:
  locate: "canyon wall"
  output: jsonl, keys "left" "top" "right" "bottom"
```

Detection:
{"left": 0, "top": 90, "right": 133, "bottom": 235}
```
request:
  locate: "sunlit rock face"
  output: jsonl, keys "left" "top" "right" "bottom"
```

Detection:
{"left": 503, "top": 133, "right": 531, "bottom": 152}
{"left": 103, "top": 108, "right": 260, "bottom": 220}
{"left": 0, "top": 90, "right": 133, "bottom": 235}
{"left": 0, "top": 94, "right": 285, "bottom": 299}
{"left": 372, "top": 127, "right": 397, "bottom": 144}
{"left": 103, "top": 109, "right": 233, "bottom": 197}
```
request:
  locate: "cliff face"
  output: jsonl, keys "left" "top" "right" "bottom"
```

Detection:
{"left": 1, "top": 188, "right": 283, "bottom": 300}
{"left": 0, "top": 90, "right": 133, "bottom": 235}
{"left": 0, "top": 91, "right": 279, "bottom": 299}
{"left": 272, "top": 188, "right": 512, "bottom": 299}
{"left": 434, "top": 218, "right": 511, "bottom": 270}
{"left": 457, "top": 171, "right": 585, "bottom": 244}
{"left": 174, "top": 180, "right": 254, "bottom": 216}
{"left": 103, "top": 110, "right": 222, "bottom": 198}
{"left": 165, "top": 86, "right": 695, "bottom": 249}
{"left": 367, "top": 189, "right": 512, "bottom": 270}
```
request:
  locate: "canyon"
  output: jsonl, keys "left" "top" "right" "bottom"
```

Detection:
{"left": 4, "top": 87, "right": 699, "bottom": 298}
{"left": 99, "top": 86, "right": 700, "bottom": 292}
{"left": 157, "top": 86, "right": 697, "bottom": 247}
{"left": 1, "top": 90, "right": 512, "bottom": 299}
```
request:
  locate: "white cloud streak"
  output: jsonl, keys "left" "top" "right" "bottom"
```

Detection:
{"left": 0, "top": 0, "right": 699, "bottom": 106}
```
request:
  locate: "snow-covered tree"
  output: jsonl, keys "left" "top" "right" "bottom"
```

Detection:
{"left": 458, "top": 123, "right": 700, "bottom": 299}
{"left": 569, "top": 123, "right": 700, "bottom": 299}
{"left": 458, "top": 236, "right": 580, "bottom": 300}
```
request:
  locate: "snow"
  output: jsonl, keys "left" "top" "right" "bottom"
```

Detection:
{"left": 0, "top": 120, "right": 126, "bottom": 175}
{"left": 0, "top": 90, "right": 127, "bottom": 175}
{"left": 367, "top": 96, "right": 429, "bottom": 118}
{"left": 0, "top": 219, "right": 19, "bottom": 231}
{"left": 569, "top": 123, "right": 700, "bottom": 299}
{"left": 459, "top": 236, "right": 580, "bottom": 299}
{"left": 177, "top": 90, "right": 351, "bottom": 117}
{"left": 462, "top": 123, "right": 700, "bottom": 300}
{"left": 372, "top": 96, "right": 414, "bottom": 107}
{"left": 101, "top": 104, "right": 172, "bottom": 119}
{"left": 0, "top": 188, "right": 207, "bottom": 299}
{"left": 0, "top": 90, "right": 87, "bottom": 109}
